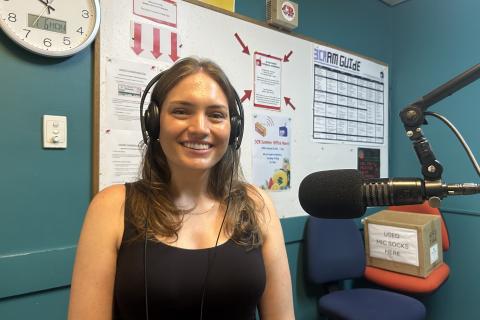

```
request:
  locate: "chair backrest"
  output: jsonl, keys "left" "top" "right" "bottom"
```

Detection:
{"left": 388, "top": 202, "right": 450, "bottom": 251}
{"left": 305, "top": 217, "right": 365, "bottom": 285}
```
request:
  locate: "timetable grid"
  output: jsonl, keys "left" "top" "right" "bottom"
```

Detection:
{"left": 313, "top": 65, "right": 385, "bottom": 144}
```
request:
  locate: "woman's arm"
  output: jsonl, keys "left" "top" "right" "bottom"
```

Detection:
{"left": 255, "top": 187, "right": 295, "bottom": 320}
{"left": 68, "top": 185, "right": 125, "bottom": 320}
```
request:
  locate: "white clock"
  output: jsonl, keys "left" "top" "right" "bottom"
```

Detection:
{"left": 0, "top": 0, "right": 100, "bottom": 57}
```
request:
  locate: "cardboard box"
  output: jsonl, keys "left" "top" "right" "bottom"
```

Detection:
{"left": 364, "top": 210, "right": 443, "bottom": 278}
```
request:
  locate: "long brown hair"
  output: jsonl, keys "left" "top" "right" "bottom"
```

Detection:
{"left": 127, "top": 57, "right": 264, "bottom": 248}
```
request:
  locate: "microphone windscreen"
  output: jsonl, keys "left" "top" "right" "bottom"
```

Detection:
{"left": 298, "top": 169, "right": 366, "bottom": 219}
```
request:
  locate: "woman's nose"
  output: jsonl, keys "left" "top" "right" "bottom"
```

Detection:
{"left": 187, "top": 113, "right": 209, "bottom": 135}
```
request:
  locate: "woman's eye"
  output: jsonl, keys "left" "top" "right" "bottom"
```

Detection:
{"left": 210, "top": 112, "right": 227, "bottom": 119}
{"left": 172, "top": 109, "right": 187, "bottom": 115}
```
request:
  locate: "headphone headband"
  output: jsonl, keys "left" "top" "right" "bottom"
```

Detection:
{"left": 139, "top": 70, "right": 244, "bottom": 150}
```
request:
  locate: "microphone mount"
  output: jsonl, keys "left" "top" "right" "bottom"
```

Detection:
{"left": 399, "top": 63, "right": 480, "bottom": 206}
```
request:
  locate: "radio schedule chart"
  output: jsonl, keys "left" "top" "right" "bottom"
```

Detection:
{"left": 312, "top": 45, "right": 388, "bottom": 145}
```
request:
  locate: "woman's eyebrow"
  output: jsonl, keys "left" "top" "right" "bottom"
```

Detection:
{"left": 166, "top": 100, "right": 195, "bottom": 107}
{"left": 167, "top": 100, "right": 228, "bottom": 110}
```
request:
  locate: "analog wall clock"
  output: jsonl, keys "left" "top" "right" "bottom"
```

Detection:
{"left": 0, "top": 0, "right": 100, "bottom": 57}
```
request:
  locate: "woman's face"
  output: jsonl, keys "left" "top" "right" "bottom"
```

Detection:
{"left": 158, "top": 71, "right": 231, "bottom": 174}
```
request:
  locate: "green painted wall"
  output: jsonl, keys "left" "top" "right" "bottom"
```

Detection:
{"left": 390, "top": 0, "right": 480, "bottom": 319}
{"left": 0, "top": 1, "right": 392, "bottom": 319}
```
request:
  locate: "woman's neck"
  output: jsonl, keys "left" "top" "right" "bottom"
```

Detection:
{"left": 168, "top": 168, "right": 214, "bottom": 210}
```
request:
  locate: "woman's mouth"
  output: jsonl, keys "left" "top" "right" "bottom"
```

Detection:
{"left": 181, "top": 142, "right": 212, "bottom": 150}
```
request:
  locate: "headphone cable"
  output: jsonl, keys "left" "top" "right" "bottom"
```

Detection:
{"left": 199, "top": 151, "right": 236, "bottom": 320}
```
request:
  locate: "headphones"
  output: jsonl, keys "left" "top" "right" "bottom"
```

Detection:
{"left": 139, "top": 70, "right": 244, "bottom": 150}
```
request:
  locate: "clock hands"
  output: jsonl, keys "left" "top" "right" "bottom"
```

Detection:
{"left": 37, "top": 0, "right": 56, "bottom": 15}
{"left": 32, "top": 0, "right": 56, "bottom": 27}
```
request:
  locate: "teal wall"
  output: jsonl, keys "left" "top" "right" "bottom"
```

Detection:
{"left": 389, "top": 0, "right": 480, "bottom": 319}
{"left": 0, "top": 0, "right": 426, "bottom": 319}
{"left": 0, "top": 23, "right": 93, "bottom": 319}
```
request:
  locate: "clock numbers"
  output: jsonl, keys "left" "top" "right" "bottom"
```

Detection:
{"left": 0, "top": 0, "right": 100, "bottom": 57}
{"left": 8, "top": 12, "right": 16, "bottom": 22}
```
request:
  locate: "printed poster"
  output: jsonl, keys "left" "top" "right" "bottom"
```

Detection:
{"left": 312, "top": 44, "right": 388, "bottom": 145}
{"left": 358, "top": 147, "right": 380, "bottom": 179}
{"left": 252, "top": 113, "right": 291, "bottom": 191}
{"left": 253, "top": 52, "right": 282, "bottom": 110}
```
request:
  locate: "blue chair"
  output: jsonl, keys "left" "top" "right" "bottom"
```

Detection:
{"left": 305, "top": 217, "right": 426, "bottom": 320}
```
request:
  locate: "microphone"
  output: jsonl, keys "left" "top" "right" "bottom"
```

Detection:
{"left": 298, "top": 169, "right": 480, "bottom": 219}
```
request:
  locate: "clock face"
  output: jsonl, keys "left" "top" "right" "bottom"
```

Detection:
{"left": 0, "top": 0, "right": 100, "bottom": 57}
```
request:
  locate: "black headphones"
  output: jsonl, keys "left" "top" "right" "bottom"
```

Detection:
{"left": 139, "top": 71, "right": 244, "bottom": 150}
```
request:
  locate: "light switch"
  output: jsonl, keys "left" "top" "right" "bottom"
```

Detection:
{"left": 43, "top": 115, "right": 67, "bottom": 149}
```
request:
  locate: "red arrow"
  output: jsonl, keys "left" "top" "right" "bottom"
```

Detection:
{"left": 169, "top": 32, "right": 179, "bottom": 62}
{"left": 151, "top": 28, "right": 161, "bottom": 59}
{"left": 234, "top": 33, "right": 250, "bottom": 55}
{"left": 283, "top": 50, "right": 293, "bottom": 62}
{"left": 284, "top": 97, "right": 296, "bottom": 110}
{"left": 131, "top": 23, "right": 143, "bottom": 55}
{"left": 240, "top": 90, "right": 252, "bottom": 103}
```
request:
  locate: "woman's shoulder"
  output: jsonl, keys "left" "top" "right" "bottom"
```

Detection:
{"left": 86, "top": 184, "right": 127, "bottom": 224}
{"left": 92, "top": 184, "right": 126, "bottom": 207}
{"left": 85, "top": 184, "right": 127, "bottom": 249}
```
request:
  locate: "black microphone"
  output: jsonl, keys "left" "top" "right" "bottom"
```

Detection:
{"left": 298, "top": 169, "right": 480, "bottom": 219}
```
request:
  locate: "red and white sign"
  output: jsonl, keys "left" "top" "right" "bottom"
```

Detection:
{"left": 254, "top": 52, "right": 282, "bottom": 110}
{"left": 281, "top": 1, "right": 296, "bottom": 22}
{"left": 133, "top": 0, "right": 177, "bottom": 27}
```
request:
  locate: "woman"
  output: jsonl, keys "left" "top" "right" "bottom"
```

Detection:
{"left": 68, "top": 57, "right": 295, "bottom": 319}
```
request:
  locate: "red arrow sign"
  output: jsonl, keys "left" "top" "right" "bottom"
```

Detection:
{"left": 283, "top": 50, "right": 293, "bottom": 62}
{"left": 169, "top": 32, "right": 179, "bottom": 62}
{"left": 151, "top": 28, "right": 161, "bottom": 59}
{"left": 234, "top": 33, "right": 250, "bottom": 55}
{"left": 284, "top": 97, "right": 296, "bottom": 110}
{"left": 131, "top": 23, "right": 143, "bottom": 55}
{"left": 240, "top": 90, "right": 252, "bottom": 103}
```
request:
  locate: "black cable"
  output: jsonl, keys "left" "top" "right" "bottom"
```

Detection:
{"left": 199, "top": 150, "right": 236, "bottom": 320}
{"left": 425, "top": 111, "right": 480, "bottom": 176}
{"left": 144, "top": 218, "right": 150, "bottom": 320}
{"left": 144, "top": 144, "right": 154, "bottom": 320}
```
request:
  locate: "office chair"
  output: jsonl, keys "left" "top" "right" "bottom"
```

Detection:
{"left": 305, "top": 216, "right": 426, "bottom": 320}
{"left": 364, "top": 202, "right": 450, "bottom": 294}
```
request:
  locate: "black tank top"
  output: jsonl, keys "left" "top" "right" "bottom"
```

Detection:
{"left": 113, "top": 184, "right": 266, "bottom": 320}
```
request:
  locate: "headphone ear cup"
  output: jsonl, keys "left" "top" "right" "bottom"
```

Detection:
{"left": 145, "top": 101, "right": 160, "bottom": 142}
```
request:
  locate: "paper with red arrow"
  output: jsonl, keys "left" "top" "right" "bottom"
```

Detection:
{"left": 253, "top": 52, "right": 282, "bottom": 110}
{"left": 130, "top": 21, "right": 181, "bottom": 63}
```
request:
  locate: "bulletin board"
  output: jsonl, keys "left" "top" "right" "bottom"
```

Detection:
{"left": 93, "top": 0, "right": 389, "bottom": 218}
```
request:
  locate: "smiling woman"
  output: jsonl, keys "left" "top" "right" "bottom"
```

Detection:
{"left": 68, "top": 57, "right": 295, "bottom": 320}
{"left": 158, "top": 72, "right": 231, "bottom": 173}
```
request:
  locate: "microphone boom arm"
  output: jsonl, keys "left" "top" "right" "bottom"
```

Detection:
{"left": 399, "top": 64, "right": 480, "bottom": 182}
